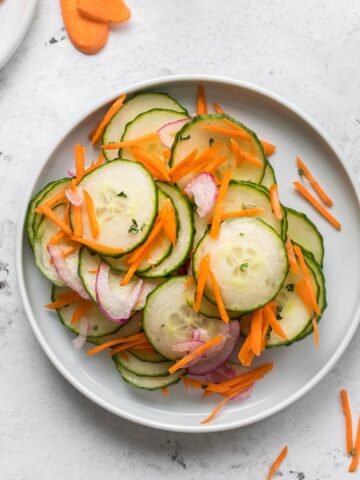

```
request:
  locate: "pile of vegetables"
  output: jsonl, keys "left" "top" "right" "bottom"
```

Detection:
{"left": 26, "top": 86, "right": 340, "bottom": 424}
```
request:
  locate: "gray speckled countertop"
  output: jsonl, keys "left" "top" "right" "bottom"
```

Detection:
{"left": 1, "top": 1, "right": 360, "bottom": 478}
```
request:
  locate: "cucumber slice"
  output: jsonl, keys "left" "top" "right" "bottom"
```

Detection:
{"left": 101, "top": 189, "right": 176, "bottom": 273}
{"left": 170, "top": 114, "right": 266, "bottom": 188}
{"left": 103, "top": 92, "right": 188, "bottom": 161}
{"left": 120, "top": 108, "right": 189, "bottom": 161}
{"left": 26, "top": 178, "right": 71, "bottom": 249}
{"left": 261, "top": 163, "right": 277, "bottom": 188}
{"left": 138, "top": 183, "right": 194, "bottom": 278}
{"left": 287, "top": 208, "right": 324, "bottom": 266}
{"left": 130, "top": 347, "right": 166, "bottom": 363}
{"left": 193, "top": 218, "right": 289, "bottom": 313}
{"left": 34, "top": 204, "right": 67, "bottom": 286}
{"left": 193, "top": 212, "right": 208, "bottom": 249}
{"left": 143, "top": 276, "right": 228, "bottom": 360}
{"left": 133, "top": 278, "right": 165, "bottom": 310}
{"left": 78, "top": 247, "right": 101, "bottom": 301}
{"left": 185, "top": 283, "right": 239, "bottom": 319}
{"left": 72, "top": 160, "right": 157, "bottom": 256}
{"left": 114, "top": 352, "right": 173, "bottom": 377}
{"left": 89, "top": 311, "right": 143, "bottom": 345}
{"left": 52, "top": 286, "right": 120, "bottom": 338}
{"left": 266, "top": 253, "right": 320, "bottom": 347}
{"left": 116, "top": 363, "right": 184, "bottom": 390}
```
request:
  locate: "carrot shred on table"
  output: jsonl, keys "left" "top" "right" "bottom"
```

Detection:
{"left": 208, "top": 269, "right": 229, "bottom": 324}
{"left": 294, "top": 245, "right": 320, "bottom": 316}
{"left": 168, "top": 335, "right": 223, "bottom": 374}
{"left": 269, "top": 184, "right": 283, "bottom": 220}
{"left": 210, "top": 170, "right": 232, "bottom": 239}
{"left": 91, "top": 94, "right": 126, "bottom": 145}
{"left": 293, "top": 181, "right": 341, "bottom": 230}
{"left": 285, "top": 238, "right": 299, "bottom": 274}
{"left": 71, "top": 236, "right": 123, "bottom": 255}
{"left": 340, "top": 389, "right": 354, "bottom": 456}
{"left": 349, "top": 418, "right": 360, "bottom": 472}
{"left": 194, "top": 254, "right": 211, "bottom": 312}
{"left": 71, "top": 301, "right": 92, "bottom": 324}
{"left": 261, "top": 140, "right": 277, "bottom": 157}
{"left": 83, "top": 189, "right": 99, "bottom": 239}
{"left": 250, "top": 309, "right": 263, "bottom": 355}
{"left": 161, "top": 387, "right": 169, "bottom": 396}
{"left": 197, "top": 86, "right": 208, "bottom": 115}
{"left": 267, "top": 446, "right": 288, "bottom": 480}
{"left": 48, "top": 230, "right": 68, "bottom": 246}
{"left": 102, "top": 132, "right": 159, "bottom": 150}
{"left": 36, "top": 205, "right": 73, "bottom": 237}
{"left": 169, "top": 149, "right": 198, "bottom": 176}
{"left": 86, "top": 333, "right": 147, "bottom": 356}
{"left": 202, "top": 125, "right": 249, "bottom": 141}
{"left": 263, "top": 305, "right": 287, "bottom": 340}
{"left": 161, "top": 199, "right": 177, "bottom": 246}
{"left": 212, "top": 102, "right": 224, "bottom": 114}
{"left": 296, "top": 156, "right": 333, "bottom": 207}
{"left": 61, "top": 245, "right": 76, "bottom": 258}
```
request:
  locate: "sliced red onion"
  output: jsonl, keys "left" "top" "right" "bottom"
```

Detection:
{"left": 172, "top": 339, "right": 205, "bottom": 354}
{"left": 134, "top": 280, "right": 161, "bottom": 310}
{"left": 205, "top": 361, "right": 253, "bottom": 401}
{"left": 72, "top": 317, "right": 89, "bottom": 350}
{"left": 48, "top": 245, "right": 90, "bottom": 300}
{"left": 95, "top": 263, "right": 143, "bottom": 323}
{"left": 67, "top": 167, "right": 76, "bottom": 178}
{"left": 184, "top": 173, "right": 218, "bottom": 218}
{"left": 187, "top": 320, "right": 240, "bottom": 375}
{"left": 65, "top": 185, "right": 84, "bottom": 207}
{"left": 158, "top": 118, "right": 191, "bottom": 149}
{"left": 192, "top": 329, "right": 201, "bottom": 341}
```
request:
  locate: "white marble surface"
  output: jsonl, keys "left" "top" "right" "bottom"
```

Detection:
{"left": 1, "top": 0, "right": 360, "bottom": 478}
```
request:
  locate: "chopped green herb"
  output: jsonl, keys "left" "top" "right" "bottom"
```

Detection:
{"left": 117, "top": 191, "right": 127, "bottom": 198}
{"left": 180, "top": 134, "right": 191, "bottom": 141}
{"left": 140, "top": 223, "right": 146, "bottom": 231}
{"left": 128, "top": 219, "right": 139, "bottom": 234}
{"left": 298, "top": 168, "right": 304, "bottom": 178}
{"left": 242, "top": 202, "right": 257, "bottom": 210}
{"left": 286, "top": 283, "right": 295, "bottom": 292}
{"left": 276, "top": 305, "right": 283, "bottom": 320}
{"left": 266, "top": 326, "right": 272, "bottom": 340}
{"left": 93, "top": 325, "right": 98, "bottom": 331}
{"left": 240, "top": 262, "right": 248, "bottom": 272}
{"left": 239, "top": 233, "right": 245, "bottom": 237}
{"left": 350, "top": 448, "right": 356, "bottom": 457}
{"left": 209, "top": 137, "right": 215, "bottom": 147}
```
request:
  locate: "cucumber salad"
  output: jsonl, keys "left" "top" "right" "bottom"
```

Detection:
{"left": 26, "top": 86, "right": 330, "bottom": 424}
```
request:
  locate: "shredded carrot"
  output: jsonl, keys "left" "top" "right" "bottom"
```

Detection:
{"left": 168, "top": 335, "right": 223, "bottom": 374}
{"left": 208, "top": 363, "right": 274, "bottom": 393}
{"left": 72, "top": 206, "right": 83, "bottom": 238}
{"left": 208, "top": 269, "right": 229, "bottom": 324}
{"left": 238, "top": 335, "right": 254, "bottom": 366}
{"left": 312, "top": 318, "right": 320, "bottom": 348}
{"left": 293, "top": 181, "right": 341, "bottom": 230}
{"left": 131, "top": 146, "right": 171, "bottom": 181}
{"left": 94, "top": 151, "right": 105, "bottom": 168}
{"left": 61, "top": 245, "right": 76, "bottom": 257}
{"left": 181, "top": 376, "right": 205, "bottom": 389}
{"left": 161, "top": 199, "right": 177, "bottom": 246}
{"left": 250, "top": 309, "right": 263, "bottom": 355}
{"left": 74, "top": 144, "right": 86, "bottom": 182}
{"left": 169, "top": 149, "right": 198, "bottom": 177}
{"left": 294, "top": 245, "right": 320, "bottom": 316}
{"left": 161, "top": 387, "right": 169, "bottom": 396}
{"left": 88, "top": 268, "right": 99, "bottom": 274}
{"left": 170, "top": 145, "right": 222, "bottom": 182}
{"left": 201, "top": 396, "right": 231, "bottom": 424}
{"left": 83, "top": 189, "right": 99, "bottom": 239}
{"left": 71, "top": 301, "right": 92, "bottom": 324}
{"left": 261, "top": 140, "right": 276, "bottom": 157}
{"left": 297, "top": 156, "right": 333, "bottom": 207}
{"left": 86, "top": 332, "right": 147, "bottom": 356}
{"left": 71, "top": 236, "right": 123, "bottom": 255}
{"left": 162, "top": 149, "right": 171, "bottom": 161}
{"left": 91, "top": 94, "right": 126, "bottom": 145}
{"left": 267, "top": 446, "right": 288, "bottom": 480}
{"left": 285, "top": 238, "right": 299, "bottom": 274}
{"left": 349, "top": 418, "right": 360, "bottom": 472}
{"left": 212, "top": 102, "right": 224, "bottom": 114}
{"left": 197, "top": 86, "right": 208, "bottom": 115}
{"left": 341, "top": 389, "right": 354, "bottom": 455}
{"left": 48, "top": 230, "right": 68, "bottom": 246}
{"left": 38, "top": 190, "right": 67, "bottom": 210}
{"left": 202, "top": 125, "right": 249, "bottom": 141}
{"left": 263, "top": 305, "right": 287, "bottom": 340}
{"left": 194, "top": 254, "right": 211, "bottom": 312}
{"left": 210, "top": 170, "right": 232, "bottom": 239}
{"left": 269, "top": 184, "right": 283, "bottom": 220}
{"left": 64, "top": 201, "right": 71, "bottom": 226}
{"left": 184, "top": 276, "right": 194, "bottom": 287}
{"left": 215, "top": 207, "right": 264, "bottom": 223}
{"left": 102, "top": 132, "right": 159, "bottom": 150}
{"left": 261, "top": 317, "right": 270, "bottom": 351}
{"left": 229, "top": 138, "right": 262, "bottom": 168}
{"left": 45, "top": 291, "right": 82, "bottom": 309}
{"left": 110, "top": 339, "right": 150, "bottom": 356}
{"left": 295, "top": 280, "right": 313, "bottom": 315}
{"left": 36, "top": 205, "right": 73, "bottom": 237}
{"left": 201, "top": 155, "right": 228, "bottom": 175}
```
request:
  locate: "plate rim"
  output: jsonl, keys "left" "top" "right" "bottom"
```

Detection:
{"left": 16, "top": 74, "right": 360, "bottom": 432}
{"left": 0, "top": 0, "right": 38, "bottom": 70}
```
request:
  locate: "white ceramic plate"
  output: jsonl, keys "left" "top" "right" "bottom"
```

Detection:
{"left": 16, "top": 76, "right": 360, "bottom": 432}
{"left": 0, "top": 0, "right": 37, "bottom": 70}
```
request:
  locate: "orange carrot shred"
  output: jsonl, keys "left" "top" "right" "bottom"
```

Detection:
{"left": 238, "top": 335, "right": 254, "bottom": 366}
{"left": 340, "top": 389, "right": 354, "bottom": 456}
{"left": 201, "top": 396, "right": 231, "bottom": 424}
{"left": 294, "top": 245, "right": 320, "bottom": 316}
{"left": 161, "top": 387, "right": 169, "bottom": 396}
{"left": 36, "top": 205, "right": 73, "bottom": 237}
{"left": 169, "top": 149, "right": 198, "bottom": 177}
{"left": 48, "top": 230, "right": 68, "bottom": 246}
{"left": 38, "top": 190, "right": 67, "bottom": 210}
{"left": 202, "top": 125, "right": 249, "bottom": 141}
{"left": 74, "top": 144, "right": 86, "bottom": 182}
{"left": 61, "top": 245, "right": 76, "bottom": 257}
{"left": 45, "top": 291, "right": 82, "bottom": 309}
{"left": 297, "top": 156, "right": 333, "bottom": 207}
{"left": 212, "top": 102, "right": 224, "bottom": 114}
{"left": 71, "top": 236, "right": 123, "bottom": 255}
{"left": 71, "top": 301, "right": 92, "bottom": 324}
{"left": 86, "top": 333, "right": 147, "bottom": 356}
{"left": 131, "top": 146, "right": 171, "bottom": 181}
{"left": 102, "top": 132, "right": 159, "bottom": 150}
{"left": 210, "top": 170, "right": 232, "bottom": 239}
{"left": 229, "top": 138, "right": 262, "bottom": 167}
{"left": 208, "top": 269, "right": 229, "bottom": 324}
{"left": 83, "top": 189, "right": 100, "bottom": 239}
{"left": 162, "top": 149, "right": 171, "bottom": 161}
{"left": 197, "top": 86, "right": 208, "bottom": 115}
{"left": 261, "top": 140, "right": 276, "bottom": 157}
{"left": 250, "top": 309, "right": 263, "bottom": 355}
{"left": 216, "top": 207, "right": 264, "bottom": 223}
{"left": 194, "top": 254, "right": 211, "bottom": 312}
{"left": 285, "top": 238, "right": 299, "bottom": 274}
{"left": 295, "top": 280, "right": 313, "bottom": 315}
{"left": 91, "top": 94, "right": 126, "bottom": 145}
{"left": 170, "top": 145, "right": 222, "bottom": 182}
{"left": 269, "top": 184, "right": 283, "bottom": 220}
{"left": 72, "top": 205, "right": 83, "bottom": 238}
{"left": 263, "top": 305, "right": 287, "bottom": 340}
{"left": 110, "top": 339, "right": 150, "bottom": 356}
{"left": 267, "top": 446, "right": 288, "bottom": 480}
{"left": 349, "top": 418, "right": 360, "bottom": 472}
{"left": 293, "top": 181, "right": 341, "bottom": 230}
{"left": 201, "top": 155, "right": 228, "bottom": 175}
{"left": 161, "top": 199, "right": 177, "bottom": 246}
{"left": 168, "top": 335, "right": 223, "bottom": 374}
{"left": 184, "top": 276, "right": 194, "bottom": 287}
{"left": 88, "top": 268, "right": 99, "bottom": 274}
{"left": 312, "top": 318, "right": 320, "bottom": 348}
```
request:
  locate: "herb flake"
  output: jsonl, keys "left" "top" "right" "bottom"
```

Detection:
{"left": 298, "top": 168, "right": 304, "bottom": 178}
{"left": 240, "top": 262, "right": 248, "bottom": 272}
{"left": 180, "top": 134, "right": 191, "bottom": 141}
{"left": 128, "top": 219, "right": 139, "bottom": 234}
{"left": 209, "top": 137, "right": 215, "bottom": 147}
{"left": 286, "top": 284, "right": 295, "bottom": 292}
{"left": 117, "top": 191, "right": 127, "bottom": 198}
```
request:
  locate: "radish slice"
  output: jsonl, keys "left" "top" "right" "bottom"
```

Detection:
{"left": 187, "top": 320, "right": 240, "bottom": 375}
{"left": 158, "top": 118, "right": 191, "bottom": 149}
{"left": 172, "top": 339, "right": 205, "bottom": 354}
{"left": 95, "top": 263, "right": 143, "bottom": 323}
{"left": 184, "top": 173, "right": 218, "bottom": 218}
{"left": 134, "top": 279, "right": 163, "bottom": 311}
{"left": 207, "top": 362, "right": 253, "bottom": 401}
{"left": 72, "top": 317, "right": 89, "bottom": 350}
{"left": 67, "top": 167, "right": 76, "bottom": 178}
{"left": 65, "top": 186, "right": 84, "bottom": 207}
{"left": 48, "top": 245, "right": 90, "bottom": 300}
